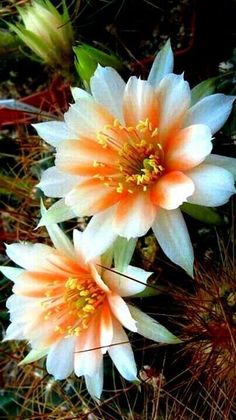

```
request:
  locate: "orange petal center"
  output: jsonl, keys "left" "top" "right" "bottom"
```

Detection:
{"left": 96, "top": 118, "right": 165, "bottom": 193}
{"left": 42, "top": 273, "right": 105, "bottom": 337}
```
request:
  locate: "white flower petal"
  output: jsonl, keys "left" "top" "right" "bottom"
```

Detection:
{"left": 3, "top": 322, "right": 25, "bottom": 341}
{"left": 82, "top": 205, "right": 118, "bottom": 262}
{"left": 103, "top": 265, "right": 152, "bottom": 297}
{"left": 148, "top": 39, "right": 174, "bottom": 88}
{"left": 186, "top": 164, "right": 235, "bottom": 207}
{"left": 71, "top": 87, "right": 93, "bottom": 102}
{"left": 32, "top": 121, "right": 74, "bottom": 147}
{"left": 205, "top": 154, "right": 236, "bottom": 180}
{"left": 37, "top": 166, "right": 81, "bottom": 198}
{"left": 6, "top": 295, "right": 37, "bottom": 315}
{"left": 107, "top": 293, "right": 137, "bottom": 332}
{"left": 0, "top": 266, "right": 24, "bottom": 282}
{"left": 108, "top": 320, "right": 137, "bottom": 382}
{"left": 152, "top": 207, "right": 194, "bottom": 276}
{"left": 185, "top": 94, "right": 235, "bottom": 134}
{"left": 91, "top": 65, "right": 125, "bottom": 123}
{"left": 46, "top": 337, "right": 76, "bottom": 380}
{"left": 5, "top": 243, "right": 54, "bottom": 271}
{"left": 85, "top": 362, "right": 103, "bottom": 400}
{"left": 128, "top": 305, "right": 181, "bottom": 344}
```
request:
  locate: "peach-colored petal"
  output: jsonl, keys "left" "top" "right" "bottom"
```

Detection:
{"left": 100, "top": 300, "right": 113, "bottom": 353}
{"left": 165, "top": 124, "right": 212, "bottom": 171}
{"left": 56, "top": 137, "right": 117, "bottom": 176}
{"left": 150, "top": 171, "right": 194, "bottom": 210}
{"left": 12, "top": 271, "right": 65, "bottom": 297}
{"left": 74, "top": 318, "right": 102, "bottom": 377}
{"left": 113, "top": 192, "right": 156, "bottom": 239}
{"left": 123, "top": 77, "right": 159, "bottom": 128}
{"left": 65, "top": 178, "right": 123, "bottom": 216}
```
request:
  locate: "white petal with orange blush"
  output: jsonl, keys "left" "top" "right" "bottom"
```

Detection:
{"left": 113, "top": 192, "right": 156, "bottom": 239}
{"left": 123, "top": 77, "right": 159, "bottom": 127}
{"left": 152, "top": 207, "right": 194, "bottom": 276}
{"left": 100, "top": 301, "right": 114, "bottom": 353}
{"left": 55, "top": 137, "right": 116, "bottom": 176}
{"left": 64, "top": 98, "right": 114, "bottom": 138}
{"left": 157, "top": 73, "right": 191, "bottom": 143}
{"left": 150, "top": 171, "right": 194, "bottom": 210}
{"left": 165, "top": 124, "right": 212, "bottom": 171}
{"left": 74, "top": 320, "right": 102, "bottom": 377}
{"left": 65, "top": 179, "right": 120, "bottom": 216}
{"left": 186, "top": 164, "right": 236, "bottom": 206}
{"left": 91, "top": 65, "right": 125, "bottom": 123}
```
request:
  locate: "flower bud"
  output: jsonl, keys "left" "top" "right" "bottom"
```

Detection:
{"left": 9, "top": 0, "right": 73, "bottom": 70}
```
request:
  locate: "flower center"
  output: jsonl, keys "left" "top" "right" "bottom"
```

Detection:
{"left": 96, "top": 118, "right": 164, "bottom": 193}
{"left": 42, "top": 275, "right": 105, "bottom": 337}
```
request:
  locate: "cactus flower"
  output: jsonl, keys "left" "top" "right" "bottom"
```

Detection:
{"left": 35, "top": 40, "right": 236, "bottom": 276}
{"left": 1, "top": 219, "right": 179, "bottom": 399}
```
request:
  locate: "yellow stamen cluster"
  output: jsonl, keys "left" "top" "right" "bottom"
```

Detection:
{"left": 96, "top": 118, "right": 165, "bottom": 193}
{"left": 42, "top": 275, "right": 105, "bottom": 337}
